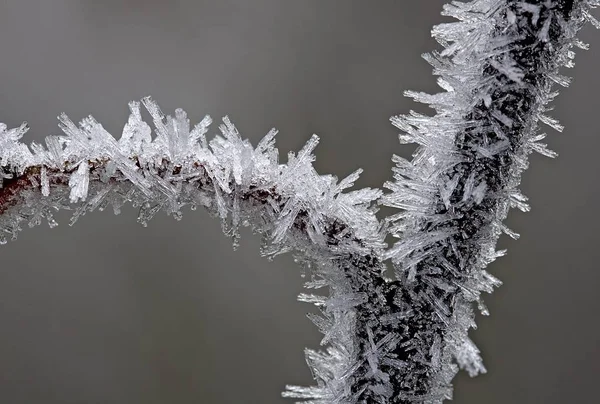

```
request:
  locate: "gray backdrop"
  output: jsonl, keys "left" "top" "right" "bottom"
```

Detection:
{"left": 0, "top": 1, "right": 598, "bottom": 403}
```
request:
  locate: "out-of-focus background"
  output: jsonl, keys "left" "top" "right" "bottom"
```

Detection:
{"left": 0, "top": 1, "right": 598, "bottom": 403}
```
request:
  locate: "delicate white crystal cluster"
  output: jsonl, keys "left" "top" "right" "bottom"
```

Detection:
{"left": 0, "top": 0, "right": 598, "bottom": 403}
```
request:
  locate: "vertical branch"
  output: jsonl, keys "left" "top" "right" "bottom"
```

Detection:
{"left": 377, "top": 0, "right": 599, "bottom": 402}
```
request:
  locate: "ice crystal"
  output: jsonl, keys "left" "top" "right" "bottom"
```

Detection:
{"left": 0, "top": 1, "right": 598, "bottom": 403}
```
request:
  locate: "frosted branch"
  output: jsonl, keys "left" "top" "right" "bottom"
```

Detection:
{"left": 376, "top": 0, "right": 599, "bottom": 401}
{"left": 0, "top": 96, "right": 390, "bottom": 402}
{"left": 0, "top": 0, "right": 598, "bottom": 403}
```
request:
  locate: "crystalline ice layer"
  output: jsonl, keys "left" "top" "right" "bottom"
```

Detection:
{"left": 0, "top": 1, "right": 599, "bottom": 403}
{"left": 0, "top": 95, "right": 387, "bottom": 402}
{"left": 377, "top": 1, "right": 599, "bottom": 401}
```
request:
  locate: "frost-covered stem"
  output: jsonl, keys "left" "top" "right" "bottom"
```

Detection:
{"left": 0, "top": 99, "right": 389, "bottom": 402}
{"left": 378, "top": 0, "right": 598, "bottom": 402}
{"left": 0, "top": 1, "right": 598, "bottom": 403}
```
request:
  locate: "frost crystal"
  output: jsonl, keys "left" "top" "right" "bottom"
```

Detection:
{"left": 0, "top": 1, "right": 598, "bottom": 403}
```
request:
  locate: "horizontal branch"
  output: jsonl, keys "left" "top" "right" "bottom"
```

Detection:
{"left": 0, "top": 97, "right": 393, "bottom": 402}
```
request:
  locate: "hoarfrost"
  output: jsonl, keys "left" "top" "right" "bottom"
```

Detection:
{"left": 0, "top": 1, "right": 598, "bottom": 403}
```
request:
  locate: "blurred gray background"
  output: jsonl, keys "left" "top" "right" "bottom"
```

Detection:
{"left": 0, "top": 1, "right": 598, "bottom": 403}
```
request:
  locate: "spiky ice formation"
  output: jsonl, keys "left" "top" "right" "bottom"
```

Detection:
{"left": 0, "top": 97, "right": 391, "bottom": 401}
{"left": 373, "top": 0, "right": 600, "bottom": 402}
{"left": 0, "top": 1, "right": 598, "bottom": 403}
